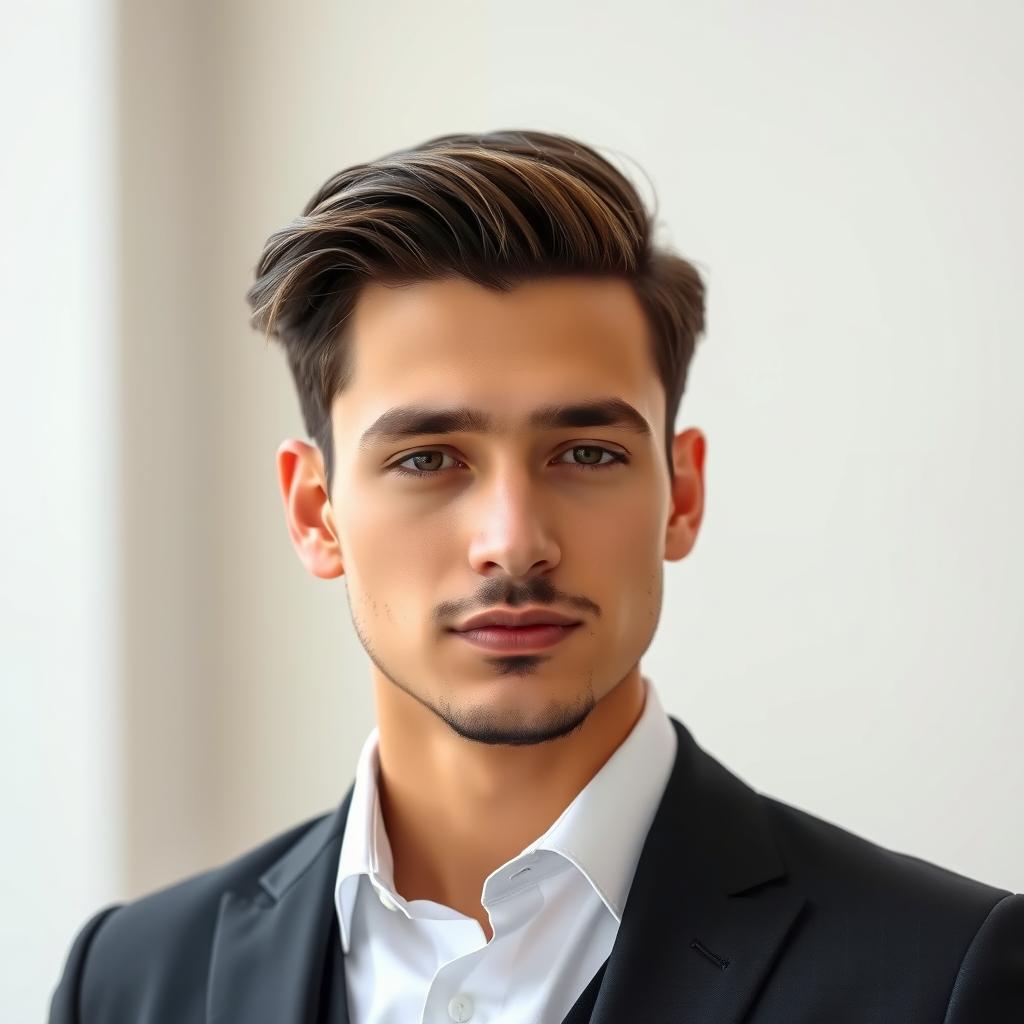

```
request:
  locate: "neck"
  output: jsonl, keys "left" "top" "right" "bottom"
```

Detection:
{"left": 372, "top": 666, "right": 647, "bottom": 922}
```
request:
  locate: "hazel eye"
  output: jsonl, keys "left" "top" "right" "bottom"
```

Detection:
{"left": 389, "top": 450, "right": 461, "bottom": 476}
{"left": 556, "top": 445, "right": 627, "bottom": 470}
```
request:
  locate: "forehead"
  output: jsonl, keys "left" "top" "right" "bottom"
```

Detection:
{"left": 334, "top": 275, "right": 663, "bottom": 438}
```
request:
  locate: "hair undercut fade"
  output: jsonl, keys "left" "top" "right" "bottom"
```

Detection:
{"left": 245, "top": 129, "right": 707, "bottom": 496}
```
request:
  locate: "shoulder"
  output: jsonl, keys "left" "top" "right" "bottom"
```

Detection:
{"left": 754, "top": 792, "right": 1024, "bottom": 1018}
{"left": 98, "top": 807, "right": 330, "bottom": 936}
{"left": 763, "top": 791, "right": 1021, "bottom": 978}
{"left": 673, "top": 716, "right": 1015, "bottom": 924}
{"left": 49, "top": 810, "right": 332, "bottom": 1024}
{"left": 761, "top": 790, "right": 1013, "bottom": 913}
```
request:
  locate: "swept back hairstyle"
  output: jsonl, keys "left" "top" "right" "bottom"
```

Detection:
{"left": 245, "top": 129, "right": 706, "bottom": 496}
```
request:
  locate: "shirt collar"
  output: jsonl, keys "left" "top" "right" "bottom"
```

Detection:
{"left": 334, "top": 675, "right": 677, "bottom": 954}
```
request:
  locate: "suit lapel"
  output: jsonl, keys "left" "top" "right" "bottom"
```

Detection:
{"left": 206, "top": 786, "right": 354, "bottom": 1024}
{"left": 585, "top": 717, "right": 807, "bottom": 1023}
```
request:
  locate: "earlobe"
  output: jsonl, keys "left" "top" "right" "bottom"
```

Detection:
{"left": 276, "top": 439, "right": 345, "bottom": 580}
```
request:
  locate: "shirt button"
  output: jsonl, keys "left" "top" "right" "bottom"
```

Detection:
{"left": 448, "top": 994, "right": 474, "bottom": 1021}
{"left": 377, "top": 888, "right": 399, "bottom": 911}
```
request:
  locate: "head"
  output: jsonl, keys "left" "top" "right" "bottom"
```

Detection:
{"left": 246, "top": 130, "right": 707, "bottom": 748}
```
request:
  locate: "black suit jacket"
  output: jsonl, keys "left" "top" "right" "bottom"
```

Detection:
{"left": 50, "top": 716, "right": 1024, "bottom": 1022}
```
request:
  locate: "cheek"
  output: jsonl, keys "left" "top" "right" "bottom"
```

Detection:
{"left": 587, "top": 493, "right": 664, "bottom": 561}
{"left": 345, "top": 497, "right": 453, "bottom": 589}
{"left": 570, "top": 499, "right": 664, "bottom": 609}
{"left": 605, "top": 499, "right": 664, "bottom": 607}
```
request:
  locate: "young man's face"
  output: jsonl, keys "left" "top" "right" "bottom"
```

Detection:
{"left": 280, "top": 274, "right": 704, "bottom": 745}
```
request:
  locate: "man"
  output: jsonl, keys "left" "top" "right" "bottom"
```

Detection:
{"left": 51, "top": 130, "right": 1022, "bottom": 1022}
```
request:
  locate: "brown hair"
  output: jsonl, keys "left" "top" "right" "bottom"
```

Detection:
{"left": 245, "top": 129, "right": 706, "bottom": 496}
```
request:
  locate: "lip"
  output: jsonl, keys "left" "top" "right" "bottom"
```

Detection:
{"left": 451, "top": 623, "right": 582, "bottom": 652}
{"left": 452, "top": 606, "right": 582, "bottom": 632}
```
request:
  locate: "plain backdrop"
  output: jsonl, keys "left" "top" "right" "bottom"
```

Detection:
{"left": 3, "top": 0, "right": 1021, "bottom": 1018}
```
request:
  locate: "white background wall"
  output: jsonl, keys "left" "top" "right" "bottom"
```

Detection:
{"left": 4, "top": 1, "right": 1021, "bottom": 1018}
{"left": 1, "top": 0, "right": 121, "bottom": 1019}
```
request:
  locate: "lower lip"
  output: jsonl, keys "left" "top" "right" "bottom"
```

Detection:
{"left": 451, "top": 623, "right": 581, "bottom": 652}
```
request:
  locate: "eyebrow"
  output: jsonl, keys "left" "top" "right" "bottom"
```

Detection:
{"left": 357, "top": 397, "right": 653, "bottom": 451}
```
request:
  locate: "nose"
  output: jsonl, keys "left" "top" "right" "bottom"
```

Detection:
{"left": 465, "top": 468, "right": 561, "bottom": 578}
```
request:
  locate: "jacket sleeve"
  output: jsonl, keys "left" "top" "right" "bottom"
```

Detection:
{"left": 48, "top": 905, "right": 122, "bottom": 1024}
{"left": 942, "top": 892, "right": 1024, "bottom": 1023}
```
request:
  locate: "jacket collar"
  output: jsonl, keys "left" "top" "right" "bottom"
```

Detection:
{"left": 207, "top": 715, "right": 806, "bottom": 1023}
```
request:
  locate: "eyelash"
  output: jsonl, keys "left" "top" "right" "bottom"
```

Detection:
{"left": 386, "top": 445, "right": 630, "bottom": 480}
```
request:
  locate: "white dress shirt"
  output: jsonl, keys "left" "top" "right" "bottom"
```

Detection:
{"left": 334, "top": 675, "right": 677, "bottom": 1024}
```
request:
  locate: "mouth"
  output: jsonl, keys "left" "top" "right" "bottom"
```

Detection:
{"left": 448, "top": 623, "right": 582, "bottom": 652}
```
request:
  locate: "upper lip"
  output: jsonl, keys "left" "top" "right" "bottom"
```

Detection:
{"left": 451, "top": 607, "right": 582, "bottom": 632}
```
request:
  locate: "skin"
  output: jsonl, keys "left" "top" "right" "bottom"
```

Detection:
{"left": 277, "top": 274, "right": 705, "bottom": 943}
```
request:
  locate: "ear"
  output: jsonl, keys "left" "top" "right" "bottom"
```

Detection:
{"left": 664, "top": 427, "right": 706, "bottom": 562}
{"left": 276, "top": 439, "right": 344, "bottom": 579}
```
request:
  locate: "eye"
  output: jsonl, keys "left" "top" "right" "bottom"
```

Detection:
{"left": 554, "top": 445, "right": 629, "bottom": 471}
{"left": 388, "top": 450, "right": 463, "bottom": 477}
{"left": 386, "top": 445, "right": 629, "bottom": 479}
